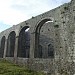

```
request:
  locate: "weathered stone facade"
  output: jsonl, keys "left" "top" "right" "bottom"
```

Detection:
{"left": 0, "top": 0, "right": 75, "bottom": 75}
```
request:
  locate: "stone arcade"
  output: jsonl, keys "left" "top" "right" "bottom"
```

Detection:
{"left": 0, "top": 0, "right": 75, "bottom": 75}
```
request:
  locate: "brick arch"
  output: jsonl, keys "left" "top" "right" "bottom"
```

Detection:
{"left": 6, "top": 31, "right": 16, "bottom": 57}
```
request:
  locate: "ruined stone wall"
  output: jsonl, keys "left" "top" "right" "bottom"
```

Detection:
{"left": 0, "top": 0, "right": 75, "bottom": 75}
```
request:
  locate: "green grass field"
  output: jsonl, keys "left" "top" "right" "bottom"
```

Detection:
{"left": 0, "top": 59, "right": 45, "bottom": 75}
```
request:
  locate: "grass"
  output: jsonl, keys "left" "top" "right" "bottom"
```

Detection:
{"left": 0, "top": 59, "right": 45, "bottom": 75}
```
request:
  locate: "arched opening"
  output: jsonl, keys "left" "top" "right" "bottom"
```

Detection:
{"left": 34, "top": 19, "right": 54, "bottom": 58}
{"left": 17, "top": 26, "right": 30, "bottom": 58}
{"left": 48, "top": 44, "right": 54, "bottom": 58}
{"left": 0, "top": 36, "right": 6, "bottom": 58}
{"left": 6, "top": 31, "right": 16, "bottom": 57}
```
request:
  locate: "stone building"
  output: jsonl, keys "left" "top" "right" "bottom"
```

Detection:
{"left": 0, "top": 0, "right": 75, "bottom": 75}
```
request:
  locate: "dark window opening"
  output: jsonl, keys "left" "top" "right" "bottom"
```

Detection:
{"left": 6, "top": 31, "right": 16, "bottom": 57}
{"left": 48, "top": 44, "right": 54, "bottom": 58}
{"left": 17, "top": 26, "right": 30, "bottom": 58}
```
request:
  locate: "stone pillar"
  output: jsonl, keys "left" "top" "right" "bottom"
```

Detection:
{"left": 14, "top": 36, "right": 18, "bottom": 63}
{"left": 3, "top": 38, "right": 7, "bottom": 58}
{"left": 30, "top": 32, "right": 35, "bottom": 58}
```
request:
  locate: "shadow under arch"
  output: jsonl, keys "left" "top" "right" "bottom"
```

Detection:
{"left": 6, "top": 31, "right": 16, "bottom": 57}
{"left": 34, "top": 18, "right": 54, "bottom": 58}
{"left": 17, "top": 26, "right": 30, "bottom": 58}
{"left": 0, "top": 36, "right": 6, "bottom": 58}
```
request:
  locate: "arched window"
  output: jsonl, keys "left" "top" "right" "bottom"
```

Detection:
{"left": 48, "top": 44, "right": 54, "bottom": 58}
{"left": 17, "top": 26, "right": 30, "bottom": 58}
{"left": 6, "top": 31, "right": 16, "bottom": 57}
{"left": 0, "top": 36, "right": 6, "bottom": 58}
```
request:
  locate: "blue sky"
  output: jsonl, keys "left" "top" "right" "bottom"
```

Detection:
{"left": 0, "top": 0, "right": 71, "bottom": 32}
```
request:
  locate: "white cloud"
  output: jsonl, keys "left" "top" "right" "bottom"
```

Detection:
{"left": 0, "top": 0, "right": 29, "bottom": 25}
{"left": 0, "top": 0, "right": 71, "bottom": 25}
{"left": 55, "top": 0, "right": 71, "bottom": 4}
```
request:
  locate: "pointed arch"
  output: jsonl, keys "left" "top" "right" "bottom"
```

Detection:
{"left": 6, "top": 31, "right": 16, "bottom": 57}
{"left": 34, "top": 18, "right": 54, "bottom": 58}
{"left": 17, "top": 26, "right": 30, "bottom": 58}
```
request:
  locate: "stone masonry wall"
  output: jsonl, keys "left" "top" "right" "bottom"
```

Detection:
{"left": 0, "top": 0, "right": 75, "bottom": 75}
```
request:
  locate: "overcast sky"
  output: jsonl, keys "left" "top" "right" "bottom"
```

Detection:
{"left": 0, "top": 0, "right": 71, "bottom": 32}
